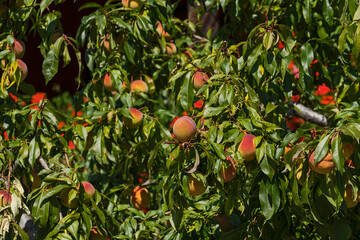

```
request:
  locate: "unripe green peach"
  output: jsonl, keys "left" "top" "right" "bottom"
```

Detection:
{"left": 238, "top": 134, "right": 256, "bottom": 161}
{"left": 173, "top": 116, "right": 197, "bottom": 143}
{"left": 0, "top": 190, "right": 11, "bottom": 205}
{"left": 122, "top": 0, "right": 141, "bottom": 9}
{"left": 130, "top": 80, "right": 148, "bottom": 93}
{"left": 166, "top": 43, "right": 177, "bottom": 55}
{"left": 131, "top": 186, "right": 151, "bottom": 210}
{"left": 188, "top": 175, "right": 206, "bottom": 196}
{"left": 192, "top": 71, "right": 209, "bottom": 91}
{"left": 123, "top": 108, "right": 143, "bottom": 128}
{"left": 60, "top": 188, "right": 79, "bottom": 209}
{"left": 309, "top": 151, "right": 335, "bottom": 174}
{"left": 102, "top": 73, "right": 115, "bottom": 92}
{"left": 16, "top": 59, "right": 28, "bottom": 81}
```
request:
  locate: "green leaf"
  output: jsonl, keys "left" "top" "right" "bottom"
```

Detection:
{"left": 313, "top": 133, "right": 332, "bottom": 165}
{"left": 28, "top": 138, "right": 40, "bottom": 167}
{"left": 40, "top": 0, "right": 53, "bottom": 13}
{"left": 203, "top": 106, "right": 226, "bottom": 117}
{"left": 353, "top": 24, "right": 360, "bottom": 60}
{"left": 322, "top": 0, "right": 333, "bottom": 25}
{"left": 302, "top": 0, "right": 312, "bottom": 24}
{"left": 354, "top": 3, "right": 360, "bottom": 21}
{"left": 247, "top": 44, "right": 263, "bottom": 71}
{"left": 300, "top": 43, "right": 314, "bottom": 76}
{"left": 338, "top": 27, "right": 348, "bottom": 54}
{"left": 124, "top": 41, "right": 136, "bottom": 65}
{"left": 331, "top": 135, "right": 344, "bottom": 173}
{"left": 179, "top": 71, "right": 193, "bottom": 112}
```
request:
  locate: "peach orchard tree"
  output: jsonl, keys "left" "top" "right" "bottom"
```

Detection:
{"left": 1, "top": 0, "right": 360, "bottom": 239}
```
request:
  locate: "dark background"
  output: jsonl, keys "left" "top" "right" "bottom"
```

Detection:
{"left": 24, "top": 0, "right": 189, "bottom": 97}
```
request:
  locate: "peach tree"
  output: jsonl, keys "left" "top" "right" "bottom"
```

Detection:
{"left": 1, "top": 0, "right": 360, "bottom": 239}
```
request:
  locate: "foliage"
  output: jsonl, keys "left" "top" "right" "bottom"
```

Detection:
{"left": 1, "top": 0, "right": 360, "bottom": 239}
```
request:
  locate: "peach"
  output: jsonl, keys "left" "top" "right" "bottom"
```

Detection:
{"left": 90, "top": 227, "right": 106, "bottom": 240}
{"left": 166, "top": 43, "right": 177, "bottom": 55}
{"left": 123, "top": 108, "right": 143, "bottom": 128}
{"left": 238, "top": 134, "right": 256, "bottom": 161}
{"left": 172, "top": 116, "right": 197, "bottom": 143}
{"left": 184, "top": 50, "right": 192, "bottom": 58}
{"left": 16, "top": 59, "right": 28, "bottom": 81}
{"left": 214, "top": 214, "right": 234, "bottom": 233}
{"left": 309, "top": 151, "right": 335, "bottom": 174}
{"left": 344, "top": 185, "right": 358, "bottom": 208}
{"left": 60, "top": 188, "right": 79, "bottom": 208}
{"left": 192, "top": 71, "right": 209, "bottom": 91}
{"left": 101, "top": 35, "right": 111, "bottom": 53}
{"left": 188, "top": 175, "right": 206, "bottom": 196}
{"left": 51, "top": 31, "right": 63, "bottom": 44}
{"left": 102, "top": 73, "right": 115, "bottom": 92}
{"left": 13, "top": 39, "right": 25, "bottom": 59}
{"left": 0, "top": 190, "right": 11, "bottom": 205}
{"left": 131, "top": 186, "right": 151, "bottom": 210}
{"left": 78, "top": 181, "right": 96, "bottom": 196}
{"left": 342, "top": 142, "right": 355, "bottom": 158}
{"left": 122, "top": 0, "right": 141, "bottom": 9}
{"left": 130, "top": 80, "right": 148, "bottom": 93}
{"left": 220, "top": 157, "right": 236, "bottom": 183}
{"left": 156, "top": 23, "right": 171, "bottom": 40}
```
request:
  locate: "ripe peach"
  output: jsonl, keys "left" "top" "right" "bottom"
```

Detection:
{"left": 238, "top": 134, "right": 256, "bottom": 161}
{"left": 308, "top": 151, "right": 335, "bottom": 174}
{"left": 78, "top": 181, "right": 96, "bottom": 196}
{"left": 16, "top": 59, "right": 28, "bottom": 81}
{"left": 102, "top": 73, "right": 115, "bottom": 92}
{"left": 131, "top": 186, "right": 151, "bottom": 210}
{"left": 60, "top": 188, "right": 79, "bottom": 208}
{"left": 184, "top": 50, "right": 192, "bottom": 58}
{"left": 188, "top": 175, "right": 206, "bottom": 196}
{"left": 13, "top": 39, "right": 25, "bottom": 59}
{"left": 173, "top": 116, "right": 197, "bottom": 143}
{"left": 130, "top": 80, "right": 148, "bottom": 93}
{"left": 342, "top": 142, "right": 355, "bottom": 158}
{"left": 156, "top": 23, "right": 171, "bottom": 40}
{"left": 0, "top": 190, "right": 11, "bottom": 205}
{"left": 122, "top": 0, "right": 141, "bottom": 9}
{"left": 90, "top": 227, "right": 106, "bottom": 240}
{"left": 166, "top": 43, "right": 177, "bottom": 55}
{"left": 101, "top": 35, "right": 111, "bottom": 53}
{"left": 192, "top": 71, "right": 209, "bottom": 91}
{"left": 220, "top": 157, "right": 236, "bottom": 183}
{"left": 123, "top": 108, "right": 143, "bottom": 128}
{"left": 344, "top": 185, "right": 358, "bottom": 208}
{"left": 78, "top": 181, "right": 95, "bottom": 204}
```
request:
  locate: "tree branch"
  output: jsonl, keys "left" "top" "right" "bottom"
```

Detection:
{"left": 289, "top": 102, "right": 329, "bottom": 127}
